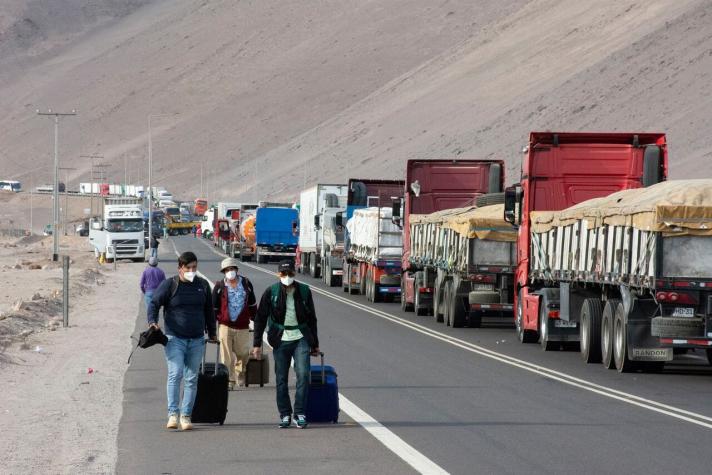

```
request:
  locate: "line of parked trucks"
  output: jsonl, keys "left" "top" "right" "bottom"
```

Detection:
{"left": 203, "top": 131, "right": 712, "bottom": 373}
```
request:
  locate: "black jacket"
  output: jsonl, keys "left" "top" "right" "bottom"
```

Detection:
{"left": 253, "top": 282, "right": 318, "bottom": 350}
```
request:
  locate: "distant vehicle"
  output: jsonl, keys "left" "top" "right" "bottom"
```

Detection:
{"left": 75, "top": 221, "right": 89, "bottom": 237}
{"left": 0, "top": 180, "right": 21, "bottom": 192}
{"left": 43, "top": 224, "right": 53, "bottom": 236}
{"left": 253, "top": 206, "right": 299, "bottom": 263}
{"left": 194, "top": 199, "right": 208, "bottom": 216}
{"left": 89, "top": 197, "right": 145, "bottom": 262}
{"left": 158, "top": 200, "right": 176, "bottom": 208}
{"left": 36, "top": 184, "right": 53, "bottom": 193}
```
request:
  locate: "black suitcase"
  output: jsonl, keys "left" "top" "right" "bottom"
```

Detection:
{"left": 192, "top": 341, "right": 229, "bottom": 425}
{"left": 245, "top": 354, "right": 270, "bottom": 387}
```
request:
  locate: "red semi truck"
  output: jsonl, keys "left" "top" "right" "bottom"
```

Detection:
{"left": 504, "top": 132, "right": 678, "bottom": 371}
{"left": 398, "top": 159, "right": 504, "bottom": 316}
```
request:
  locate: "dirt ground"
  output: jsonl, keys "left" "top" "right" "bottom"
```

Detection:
{"left": 0, "top": 233, "right": 144, "bottom": 474}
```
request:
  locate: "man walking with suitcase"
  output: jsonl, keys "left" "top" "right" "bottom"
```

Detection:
{"left": 252, "top": 260, "right": 319, "bottom": 429}
{"left": 148, "top": 251, "right": 217, "bottom": 431}
{"left": 212, "top": 258, "right": 257, "bottom": 390}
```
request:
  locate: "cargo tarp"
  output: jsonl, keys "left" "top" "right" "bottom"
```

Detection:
{"left": 346, "top": 207, "right": 402, "bottom": 258}
{"left": 441, "top": 204, "right": 517, "bottom": 242}
{"left": 531, "top": 179, "right": 712, "bottom": 236}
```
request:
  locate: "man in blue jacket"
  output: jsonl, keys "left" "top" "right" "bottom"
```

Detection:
{"left": 148, "top": 251, "right": 216, "bottom": 431}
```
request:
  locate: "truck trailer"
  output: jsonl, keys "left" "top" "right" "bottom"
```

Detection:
{"left": 504, "top": 131, "right": 672, "bottom": 371}
{"left": 407, "top": 204, "right": 517, "bottom": 327}
{"left": 518, "top": 179, "right": 712, "bottom": 371}
{"left": 298, "top": 184, "right": 348, "bottom": 278}
{"left": 399, "top": 159, "right": 504, "bottom": 317}
{"left": 340, "top": 179, "right": 404, "bottom": 293}
{"left": 345, "top": 207, "right": 403, "bottom": 302}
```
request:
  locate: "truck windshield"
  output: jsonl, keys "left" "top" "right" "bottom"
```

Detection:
{"left": 107, "top": 219, "right": 143, "bottom": 232}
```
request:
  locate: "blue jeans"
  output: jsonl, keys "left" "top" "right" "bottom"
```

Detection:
{"left": 144, "top": 291, "right": 153, "bottom": 314}
{"left": 273, "top": 337, "right": 310, "bottom": 417}
{"left": 165, "top": 336, "right": 205, "bottom": 417}
{"left": 150, "top": 248, "right": 158, "bottom": 258}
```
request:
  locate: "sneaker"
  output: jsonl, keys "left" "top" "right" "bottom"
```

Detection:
{"left": 294, "top": 414, "right": 308, "bottom": 429}
{"left": 279, "top": 415, "right": 291, "bottom": 429}
{"left": 180, "top": 415, "right": 193, "bottom": 431}
{"left": 166, "top": 414, "right": 179, "bottom": 429}
{"left": 229, "top": 382, "right": 236, "bottom": 391}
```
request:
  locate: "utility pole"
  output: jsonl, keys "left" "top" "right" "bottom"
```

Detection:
{"left": 80, "top": 154, "right": 104, "bottom": 221}
{"left": 37, "top": 109, "right": 77, "bottom": 261}
{"left": 59, "top": 167, "right": 76, "bottom": 235}
{"left": 200, "top": 163, "right": 204, "bottom": 197}
{"left": 147, "top": 113, "right": 177, "bottom": 243}
{"left": 29, "top": 174, "right": 33, "bottom": 235}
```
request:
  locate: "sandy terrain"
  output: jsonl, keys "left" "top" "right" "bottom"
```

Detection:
{"left": 0, "top": 233, "right": 144, "bottom": 474}
{"left": 2, "top": 0, "right": 709, "bottom": 204}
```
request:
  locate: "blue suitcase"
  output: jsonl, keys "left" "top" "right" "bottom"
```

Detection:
{"left": 306, "top": 352, "right": 339, "bottom": 423}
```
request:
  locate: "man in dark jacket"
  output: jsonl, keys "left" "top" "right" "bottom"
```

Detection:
{"left": 149, "top": 234, "right": 160, "bottom": 258}
{"left": 148, "top": 251, "right": 216, "bottom": 431}
{"left": 212, "top": 257, "right": 257, "bottom": 390}
{"left": 252, "top": 260, "right": 319, "bottom": 429}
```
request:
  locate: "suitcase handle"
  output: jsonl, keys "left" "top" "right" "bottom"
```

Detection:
{"left": 311, "top": 351, "right": 326, "bottom": 384}
{"left": 201, "top": 339, "right": 220, "bottom": 374}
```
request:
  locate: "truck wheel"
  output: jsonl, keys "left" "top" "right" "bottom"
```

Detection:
{"left": 359, "top": 267, "right": 367, "bottom": 296}
{"left": 651, "top": 317, "right": 704, "bottom": 338}
{"left": 516, "top": 290, "right": 537, "bottom": 343}
{"left": 309, "top": 253, "right": 320, "bottom": 278}
{"left": 372, "top": 272, "right": 381, "bottom": 303}
{"left": 414, "top": 288, "right": 427, "bottom": 316}
{"left": 580, "top": 298, "right": 603, "bottom": 364}
{"left": 601, "top": 300, "right": 619, "bottom": 369}
{"left": 433, "top": 281, "right": 445, "bottom": 323}
{"left": 539, "top": 299, "right": 557, "bottom": 351}
{"left": 442, "top": 281, "right": 451, "bottom": 326}
{"left": 706, "top": 349, "right": 712, "bottom": 366}
{"left": 613, "top": 302, "right": 637, "bottom": 373}
{"left": 448, "top": 283, "right": 467, "bottom": 328}
{"left": 366, "top": 272, "right": 373, "bottom": 302}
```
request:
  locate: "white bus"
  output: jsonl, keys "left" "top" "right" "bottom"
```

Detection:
{"left": 0, "top": 180, "right": 21, "bottom": 192}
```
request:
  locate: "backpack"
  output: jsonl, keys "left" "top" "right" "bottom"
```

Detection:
{"left": 268, "top": 283, "right": 310, "bottom": 332}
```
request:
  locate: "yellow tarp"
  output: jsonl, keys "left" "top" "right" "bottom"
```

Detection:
{"left": 441, "top": 204, "right": 517, "bottom": 241}
{"left": 409, "top": 206, "right": 477, "bottom": 225}
{"left": 531, "top": 179, "right": 712, "bottom": 236}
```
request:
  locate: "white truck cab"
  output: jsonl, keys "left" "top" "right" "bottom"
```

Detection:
{"left": 89, "top": 197, "right": 145, "bottom": 262}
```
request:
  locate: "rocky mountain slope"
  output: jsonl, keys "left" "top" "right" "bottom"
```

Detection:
{"left": 0, "top": 0, "right": 709, "bottom": 202}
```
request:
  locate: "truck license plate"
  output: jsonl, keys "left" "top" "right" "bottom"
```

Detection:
{"left": 632, "top": 348, "right": 672, "bottom": 361}
{"left": 554, "top": 320, "right": 577, "bottom": 328}
{"left": 473, "top": 284, "right": 494, "bottom": 291}
{"left": 672, "top": 307, "right": 695, "bottom": 317}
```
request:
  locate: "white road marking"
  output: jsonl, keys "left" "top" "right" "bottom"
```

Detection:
{"left": 187, "top": 238, "right": 449, "bottom": 473}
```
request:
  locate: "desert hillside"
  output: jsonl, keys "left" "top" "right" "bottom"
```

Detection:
{"left": 0, "top": 0, "right": 709, "bottom": 203}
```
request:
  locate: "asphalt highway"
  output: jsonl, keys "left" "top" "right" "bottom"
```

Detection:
{"left": 117, "top": 236, "right": 712, "bottom": 474}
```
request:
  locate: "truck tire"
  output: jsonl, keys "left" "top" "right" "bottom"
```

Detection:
{"left": 539, "top": 297, "right": 557, "bottom": 351}
{"left": 613, "top": 302, "right": 637, "bottom": 373}
{"left": 401, "top": 277, "right": 414, "bottom": 312}
{"left": 448, "top": 282, "right": 467, "bottom": 328}
{"left": 442, "top": 281, "right": 451, "bottom": 326}
{"left": 580, "top": 298, "right": 603, "bottom": 364}
{"left": 414, "top": 288, "right": 427, "bottom": 316}
{"left": 601, "top": 300, "right": 619, "bottom": 369}
{"left": 707, "top": 349, "right": 712, "bottom": 366}
{"left": 309, "top": 253, "right": 320, "bottom": 278}
{"left": 359, "top": 266, "right": 367, "bottom": 296}
{"left": 366, "top": 272, "right": 373, "bottom": 302}
{"left": 650, "top": 317, "right": 704, "bottom": 338}
{"left": 475, "top": 192, "right": 505, "bottom": 207}
{"left": 516, "top": 290, "right": 537, "bottom": 343}
{"left": 433, "top": 280, "right": 445, "bottom": 323}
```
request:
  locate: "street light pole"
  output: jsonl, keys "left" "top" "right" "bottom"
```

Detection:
{"left": 147, "top": 113, "right": 177, "bottom": 245}
{"left": 37, "top": 109, "right": 76, "bottom": 261}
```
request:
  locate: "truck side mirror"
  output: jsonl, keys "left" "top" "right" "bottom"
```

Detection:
{"left": 314, "top": 215, "right": 320, "bottom": 229}
{"left": 504, "top": 185, "right": 522, "bottom": 226}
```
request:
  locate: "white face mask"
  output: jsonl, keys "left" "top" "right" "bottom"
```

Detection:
{"left": 183, "top": 271, "right": 197, "bottom": 282}
{"left": 280, "top": 276, "right": 294, "bottom": 286}
{"left": 225, "top": 270, "right": 237, "bottom": 281}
